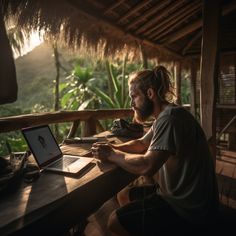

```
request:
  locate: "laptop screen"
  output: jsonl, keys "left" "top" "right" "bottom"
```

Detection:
{"left": 22, "top": 125, "right": 62, "bottom": 166}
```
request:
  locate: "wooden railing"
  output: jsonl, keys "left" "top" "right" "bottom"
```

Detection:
{"left": 0, "top": 109, "right": 134, "bottom": 137}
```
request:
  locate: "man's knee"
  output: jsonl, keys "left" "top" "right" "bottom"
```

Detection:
{"left": 107, "top": 211, "right": 117, "bottom": 233}
{"left": 108, "top": 210, "right": 129, "bottom": 236}
{"left": 117, "top": 187, "right": 130, "bottom": 206}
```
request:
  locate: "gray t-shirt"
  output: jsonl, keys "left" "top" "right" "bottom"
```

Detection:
{"left": 148, "top": 104, "right": 219, "bottom": 224}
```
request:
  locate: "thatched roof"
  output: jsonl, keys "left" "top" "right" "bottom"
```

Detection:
{"left": 3, "top": 0, "right": 236, "bottom": 62}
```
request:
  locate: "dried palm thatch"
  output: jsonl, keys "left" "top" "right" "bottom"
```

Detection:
{"left": 2, "top": 0, "right": 176, "bottom": 61}
{"left": 3, "top": 0, "right": 236, "bottom": 61}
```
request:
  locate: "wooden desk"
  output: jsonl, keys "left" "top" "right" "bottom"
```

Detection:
{"left": 0, "top": 136, "right": 136, "bottom": 235}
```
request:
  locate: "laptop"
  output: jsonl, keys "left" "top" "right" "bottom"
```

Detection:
{"left": 22, "top": 125, "right": 93, "bottom": 175}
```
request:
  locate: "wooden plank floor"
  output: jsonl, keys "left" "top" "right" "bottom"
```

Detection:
{"left": 216, "top": 150, "right": 236, "bottom": 209}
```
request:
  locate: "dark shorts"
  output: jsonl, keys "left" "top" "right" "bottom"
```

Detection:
{"left": 116, "top": 185, "right": 187, "bottom": 236}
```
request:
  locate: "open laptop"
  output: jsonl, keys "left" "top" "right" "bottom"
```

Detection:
{"left": 22, "top": 125, "right": 93, "bottom": 175}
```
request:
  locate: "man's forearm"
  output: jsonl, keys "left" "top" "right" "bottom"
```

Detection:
{"left": 108, "top": 151, "right": 149, "bottom": 175}
{"left": 111, "top": 139, "right": 148, "bottom": 154}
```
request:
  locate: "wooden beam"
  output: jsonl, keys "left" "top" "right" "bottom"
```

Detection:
{"left": 220, "top": 150, "right": 236, "bottom": 159}
{"left": 234, "top": 56, "right": 236, "bottom": 103}
{"left": 139, "top": 43, "right": 148, "bottom": 69}
{"left": 117, "top": 0, "right": 152, "bottom": 24}
{"left": 190, "top": 60, "right": 197, "bottom": 117}
{"left": 200, "top": 0, "right": 220, "bottom": 149}
{"left": 142, "top": 39, "right": 183, "bottom": 59}
{"left": 0, "top": 109, "right": 134, "bottom": 133}
{"left": 151, "top": 3, "right": 201, "bottom": 41}
{"left": 67, "top": 120, "right": 80, "bottom": 138}
{"left": 217, "top": 104, "right": 236, "bottom": 109}
{"left": 135, "top": 0, "right": 186, "bottom": 35}
{"left": 103, "top": 0, "right": 125, "bottom": 15}
{"left": 186, "top": 48, "right": 236, "bottom": 58}
{"left": 147, "top": 0, "right": 200, "bottom": 38}
{"left": 83, "top": 118, "right": 97, "bottom": 136}
{"left": 164, "top": 19, "right": 202, "bottom": 45}
{"left": 67, "top": 0, "right": 183, "bottom": 59}
{"left": 174, "top": 61, "right": 182, "bottom": 105}
{"left": 182, "top": 30, "right": 202, "bottom": 55}
{"left": 125, "top": 0, "right": 172, "bottom": 31}
{"left": 165, "top": 0, "right": 236, "bottom": 44}
{"left": 216, "top": 115, "right": 236, "bottom": 142}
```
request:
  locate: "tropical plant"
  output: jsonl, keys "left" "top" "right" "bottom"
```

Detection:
{"left": 90, "top": 57, "right": 131, "bottom": 109}
{"left": 181, "top": 76, "right": 190, "bottom": 104}
{"left": 60, "top": 65, "right": 100, "bottom": 110}
{"left": 0, "top": 132, "right": 27, "bottom": 156}
{"left": 0, "top": 105, "right": 28, "bottom": 156}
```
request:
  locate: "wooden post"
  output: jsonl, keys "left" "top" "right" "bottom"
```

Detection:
{"left": 83, "top": 118, "right": 97, "bottom": 137}
{"left": 190, "top": 60, "right": 197, "bottom": 117}
{"left": 175, "top": 61, "right": 182, "bottom": 105}
{"left": 234, "top": 55, "right": 236, "bottom": 103}
{"left": 95, "top": 120, "right": 105, "bottom": 133}
{"left": 67, "top": 120, "right": 80, "bottom": 138}
{"left": 228, "top": 133, "right": 236, "bottom": 151}
{"left": 200, "top": 0, "right": 221, "bottom": 162}
{"left": 139, "top": 43, "right": 148, "bottom": 69}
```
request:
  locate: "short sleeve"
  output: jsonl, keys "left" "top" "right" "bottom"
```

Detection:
{"left": 148, "top": 115, "right": 182, "bottom": 154}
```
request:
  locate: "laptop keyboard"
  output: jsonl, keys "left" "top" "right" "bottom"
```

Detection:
{"left": 50, "top": 156, "right": 78, "bottom": 169}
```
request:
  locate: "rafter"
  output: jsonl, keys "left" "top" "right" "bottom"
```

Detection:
{"left": 135, "top": 0, "right": 186, "bottom": 35}
{"left": 103, "top": 0, "right": 125, "bottom": 15}
{"left": 67, "top": 0, "right": 183, "bottom": 59}
{"left": 118, "top": 0, "right": 152, "bottom": 24}
{"left": 147, "top": 0, "right": 201, "bottom": 39}
{"left": 152, "top": 6, "right": 200, "bottom": 42}
{"left": 182, "top": 30, "right": 202, "bottom": 55}
{"left": 164, "top": 0, "right": 236, "bottom": 45}
{"left": 125, "top": 0, "right": 172, "bottom": 31}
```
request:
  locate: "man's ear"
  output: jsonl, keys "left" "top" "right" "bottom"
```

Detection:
{"left": 147, "top": 88, "right": 155, "bottom": 99}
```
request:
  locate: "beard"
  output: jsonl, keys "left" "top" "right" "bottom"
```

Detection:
{"left": 134, "top": 96, "right": 154, "bottom": 123}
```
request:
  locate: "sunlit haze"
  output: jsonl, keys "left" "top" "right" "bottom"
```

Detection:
{"left": 15, "top": 31, "right": 44, "bottom": 58}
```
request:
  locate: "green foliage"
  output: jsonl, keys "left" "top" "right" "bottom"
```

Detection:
{"left": 60, "top": 65, "right": 100, "bottom": 110}
{"left": 0, "top": 131, "right": 27, "bottom": 156}
{"left": 0, "top": 105, "right": 28, "bottom": 156}
{"left": 1, "top": 50, "right": 192, "bottom": 155}
{"left": 181, "top": 78, "right": 190, "bottom": 104}
{"left": 59, "top": 58, "right": 142, "bottom": 131}
{"left": 0, "top": 105, "right": 24, "bottom": 117}
{"left": 89, "top": 59, "right": 131, "bottom": 109}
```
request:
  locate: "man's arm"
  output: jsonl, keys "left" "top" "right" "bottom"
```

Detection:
{"left": 108, "top": 149, "right": 170, "bottom": 176}
{"left": 92, "top": 141, "right": 170, "bottom": 176}
{"left": 110, "top": 128, "right": 153, "bottom": 154}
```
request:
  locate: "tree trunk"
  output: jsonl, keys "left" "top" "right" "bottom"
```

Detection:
{"left": 53, "top": 42, "right": 60, "bottom": 138}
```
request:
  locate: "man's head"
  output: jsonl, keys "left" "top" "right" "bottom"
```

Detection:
{"left": 128, "top": 66, "right": 174, "bottom": 123}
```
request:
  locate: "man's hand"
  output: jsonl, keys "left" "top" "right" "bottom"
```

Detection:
{"left": 91, "top": 142, "right": 114, "bottom": 162}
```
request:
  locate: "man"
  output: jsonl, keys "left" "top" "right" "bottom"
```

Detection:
{"left": 91, "top": 66, "right": 219, "bottom": 235}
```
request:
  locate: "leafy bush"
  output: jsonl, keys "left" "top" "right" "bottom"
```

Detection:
{"left": 60, "top": 65, "right": 100, "bottom": 110}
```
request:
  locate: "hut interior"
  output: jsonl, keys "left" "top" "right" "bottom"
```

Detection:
{"left": 1, "top": 0, "right": 236, "bottom": 234}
